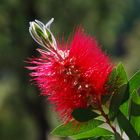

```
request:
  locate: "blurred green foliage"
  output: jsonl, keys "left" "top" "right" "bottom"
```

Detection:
{"left": 0, "top": 0, "right": 140, "bottom": 140}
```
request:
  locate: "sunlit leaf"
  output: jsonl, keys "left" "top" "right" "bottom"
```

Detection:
{"left": 129, "top": 70, "right": 140, "bottom": 93}
{"left": 77, "top": 136, "right": 114, "bottom": 140}
{"left": 51, "top": 119, "right": 104, "bottom": 137}
{"left": 129, "top": 90, "right": 140, "bottom": 134}
{"left": 71, "top": 127, "right": 113, "bottom": 139}
{"left": 131, "top": 116, "right": 140, "bottom": 135}
{"left": 116, "top": 63, "right": 128, "bottom": 85}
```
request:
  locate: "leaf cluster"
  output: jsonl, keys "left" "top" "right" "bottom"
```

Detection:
{"left": 51, "top": 63, "right": 140, "bottom": 140}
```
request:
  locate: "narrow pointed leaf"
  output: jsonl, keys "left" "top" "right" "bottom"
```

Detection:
{"left": 102, "top": 68, "right": 117, "bottom": 103}
{"left": 131, "top": 89, "right": 140, "bottom": 104}
{"left": 129, "top": 90, "right": 140, "bottom": 134}
{"left": 77, "top": 136, "right": 114, "bottom": 140}
{"left": 71, "top": 127, "right": 113, "bottom": 139}
{"left": 105, "top": 63, "right": 127, "bottom": 98}
{"left": 109, "top": 84, "right": 129, "bottom": 119}
{"left": 72, "top": 108, "right": 99, "bottom": 122}
{"left": 129, "top": 90, "right": 140, "bottom": 118}
{"left": 130, "top": 90, "right": 140, "bottom": 116}
{"left": 130, "top": 101, "right": 140, "bottom": 116}
{"left": 116, "top": 63, "right": 128, "bottom": 85}
{"left": 104, "top": 63, "right": 128, "bottom": 111}
{"left": 51, "top": 119, "right": 104, "bottom": 137}
{"left": 117, "top": 110, "right": 140, "bottom": 140}
{"left": 120, "top": 100, "right": 129, "bottom": 118}
{"left": 129, "top": 70, "right": 140, "bottom": 93}
{"left": 131, "top": 116, "right": 140, "bottom": 135}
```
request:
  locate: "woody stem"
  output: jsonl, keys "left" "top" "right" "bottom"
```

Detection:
{"left": 99, "top": 105, "right": 124, "bottom": 140}
{"left": 99, "top": 106, "right": 116, "bottom": 133}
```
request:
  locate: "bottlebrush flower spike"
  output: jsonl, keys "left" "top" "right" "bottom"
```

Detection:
{"left": 27, "top": 19, "right": 113, "bottom": 122}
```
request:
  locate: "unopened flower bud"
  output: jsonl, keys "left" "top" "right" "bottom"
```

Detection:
{"left": 29, "top": 18, "right": 57, "bottom": 51}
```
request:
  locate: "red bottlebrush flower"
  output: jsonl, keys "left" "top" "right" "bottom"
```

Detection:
{"left": 27, "top": 19, "right": 113, "bottom": 122}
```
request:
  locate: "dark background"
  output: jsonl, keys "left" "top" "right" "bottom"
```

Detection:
{"left": 0, "top": 0, "right": 140, "bottom": 140}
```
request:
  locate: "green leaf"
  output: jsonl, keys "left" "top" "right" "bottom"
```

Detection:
{"left": 78, "top": 136, "right": 115, "bottom": 140}
{"left": 72, "top": 108, "right": 99, "bottom": 122}
{"left": 102, "top": 63, "right": 128, "bottom": 106}
{"left": 129, "top": 70, "right": 140, "bottom": 93}
{"left": 117, "top": 110, "right": 140, "bottom": 140}
{"left": 102, "top": 68, "right": 117, "bottom": 104}
{"left": 131, "top": 116, "right": 140, "bottom": 135}
{"left": 51, "top": 119, "right": 104, "bottom": 137}
{"left": 106, "top": 62, "right": 127, "bottom": 91}
{"left": 107, "top": 67, "right": 117, "bottom": 86}
{"left": 130, "top": 90, "right": 140, "bottom": 116}
{"left": 129, "top": 90, "right": 140, "bottom": 134}
{"left": 71, "top": 127, "right": 113, "bottom": 139}
{"left": 116, "top": 62, "right": 128, "bottom": 84}
{"left": 130, "top": 101, "right": 140, "bottom": 116}
{"left": 131, "top": 89, "right": 140, "bottom": 104}
{"left": 98, "top": 136, "right": 115, "bottom": 140}
{"left": 128, "top": 89, "right": 140, "bottom": 117}
{"left": 109, "top": 84, "right": 129, "bottom": 120}
{"left": 120, "top": 101, "right": 129, "bottom": 117}
{"left": 106, "top": 63, "right": 128, "bottom": 119}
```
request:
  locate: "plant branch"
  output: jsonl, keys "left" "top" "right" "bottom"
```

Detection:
{"left": 98, "top": 105, "right": 124, "bottom": 140}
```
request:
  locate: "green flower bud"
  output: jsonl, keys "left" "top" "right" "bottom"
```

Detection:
{"left": 29, "top": 18, "right": 57, "bottom": 51}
